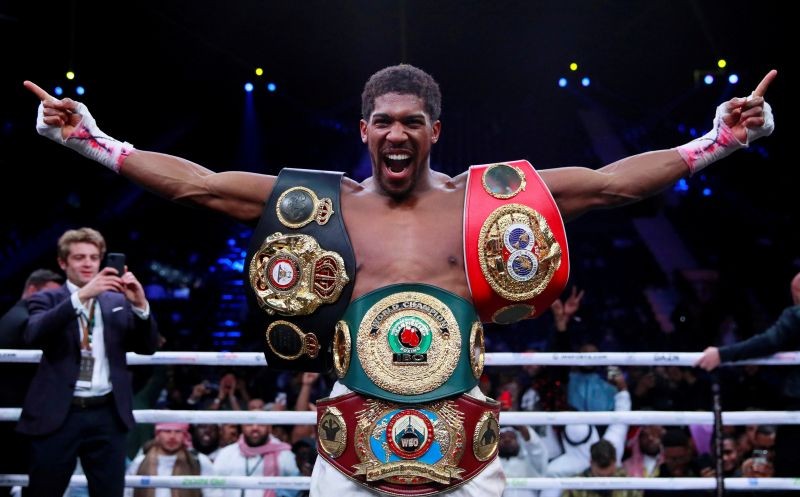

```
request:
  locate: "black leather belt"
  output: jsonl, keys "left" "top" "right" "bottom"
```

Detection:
{"left": 71, "top": 393, "right": 112, "bottom": 408}
{"left": 245, "top": 168, "right": 356, "bottom": 373}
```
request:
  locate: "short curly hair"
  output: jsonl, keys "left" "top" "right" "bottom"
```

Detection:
{"left": 361, "top": 64, "right": 442, "bottom": 122}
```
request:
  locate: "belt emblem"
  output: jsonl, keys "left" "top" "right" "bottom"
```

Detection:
{"left": 265, "top": 321, "right": 320, "bottom": 360}
{"left": 469, "top": 321, "right": 485, "bottom": 379}
{"left": 478, "top": 204, "right": 561, "bottom": 301}
{"left": 388, "top": 316, "right": 432, "bottom": 364}
{"left": 481, "top": 163, "right": 527, "bottom": 199}
{"left": 333, "top": 320, "right": 352, "bottom": 378}
{"left": 354, "top": 399, "right": 466, "bottom": 485}
{"left": 249, "top": 232, "right": 349, "bottom": 315}
{"left": 267, "top": 256, "right": 300, "bottom": 290}
{"left": 386, "top": 410, "right": 435, "bottom": 459}
{"left": 357, "top": 292, "right": 461, "bottom": 396}
{"left": 472, "top": 411, "right": 500, "bottom": 462}
{"left": 491, "top": 304, "right": 536, "bottom": 324}
{"left": 318, "top": 406, "right": 347, "bottom": 458}
{"left": 276, "top": 186, "right": 333, "bottom": 228}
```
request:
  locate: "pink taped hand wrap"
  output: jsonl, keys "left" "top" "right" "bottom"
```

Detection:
{"left": 36, "top": 101, "right": 134, "bottom": 173}
{"left": 676, "top": 98, "right": 774, "bottom": 175}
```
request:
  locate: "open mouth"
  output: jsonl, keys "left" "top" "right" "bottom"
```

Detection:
{"left": 384, "top": 153, "right": 413, "bottom": 175}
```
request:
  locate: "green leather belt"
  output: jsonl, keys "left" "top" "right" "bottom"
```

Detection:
{"left": 335, "top": 283, "right": 485, "bottom": 403}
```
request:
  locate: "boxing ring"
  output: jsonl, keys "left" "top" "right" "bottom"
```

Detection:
{"left": 2, "top": 349, "right": 799, "bottom": 493}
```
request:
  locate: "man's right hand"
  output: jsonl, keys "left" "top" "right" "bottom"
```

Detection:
{"left": 694, "top": 346, "right": 721, "bottom": 371}
{"left": 23, "top": 80, "right": 134, "bottom": 172}
{"left": 24, "top": 81, "right": 82, "bottom": 139}
{"left": 76, "top": 267, "right": 125, "bottom": 303}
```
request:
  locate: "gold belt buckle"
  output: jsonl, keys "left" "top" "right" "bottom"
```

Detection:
{"left": 249, "top": 232, "right": 349, "bottom": 316}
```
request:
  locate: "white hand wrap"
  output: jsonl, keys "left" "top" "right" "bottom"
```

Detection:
{"left": 676, "top": 98, "right": 774, "bottom": 175}
{"left": 36, "top": 101, "right": 135, "bottom": 173}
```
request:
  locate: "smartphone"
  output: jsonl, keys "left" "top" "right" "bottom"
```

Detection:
{"left": 752, "top": 449, "right": 769, "bottom": 467}
{"left": 105, "top": 252, "right": 126, "bottom": 275}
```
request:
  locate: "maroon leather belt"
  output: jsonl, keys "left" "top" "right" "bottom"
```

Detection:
{"left": 316, "top": 391, "right": 500, "bottom": 496}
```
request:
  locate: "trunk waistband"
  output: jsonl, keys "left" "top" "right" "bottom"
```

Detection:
{"left": 335, "top": 283, "right": 484, "bottom": 403}
{"left": 317, "top": 391, "right": 500, "bottom": 496}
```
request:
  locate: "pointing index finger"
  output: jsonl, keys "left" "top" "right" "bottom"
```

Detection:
{"left": 752, "top": 69, "right": 777, "bottom": 98}
{"left": 23, "top": 80, "right": 54, "bottom": 102}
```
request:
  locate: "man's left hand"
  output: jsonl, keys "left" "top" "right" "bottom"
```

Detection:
{"left": 121, "top": 271, "right": 148, "bottom": 309}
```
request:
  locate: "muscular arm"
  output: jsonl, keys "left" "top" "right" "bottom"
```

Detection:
{"left": 543, "top": 70, "right": 776, "bottom": 221}
{"left": 120, "top": 151, "right": 274, "bottom": 224}
{"left": 24, "top": 81, "right": 275, "bottom": 224}
{"left": 541, "top": 149, "right": 686, "bottom": 221}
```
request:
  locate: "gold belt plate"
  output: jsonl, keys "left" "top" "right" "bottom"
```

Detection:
{"left": 249, "top": 232, "right": 349, "bottom": 315}
{"left": 357, "top": 292, "right": 461, "bottom": 396}
{"left": 477, "top": 204, "right": 561, "bottom": 301}
{"left": 353, "top": 398, "right": 466, "bottom": 485}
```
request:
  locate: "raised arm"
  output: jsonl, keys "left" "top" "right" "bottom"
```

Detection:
{"left": 24, "top": 81, "right": 274, "bottom": 224}
{"left": 542, "top": 70, "right": 777, "bottom": 221}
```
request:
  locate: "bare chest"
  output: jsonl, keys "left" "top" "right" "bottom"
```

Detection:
{"left": 341, "top": 189, "right": 469, "bottom": 299}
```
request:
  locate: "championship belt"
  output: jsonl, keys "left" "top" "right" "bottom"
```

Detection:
{"left": 245, "top": 169, "right": 356, "bottom": 373}
{"left": 335, "top": 284, "right": 485, "bottom": 404}
{"left": 464, "top": 160, "right": 569, "bottom": 324}
{"left": 316, "top": 391, "right": 501, "bottom": 496}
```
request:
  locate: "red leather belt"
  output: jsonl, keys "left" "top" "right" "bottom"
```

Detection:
{"left": 464, "top": 160, "right": 569, "bottom": 324}
{"left": 316, "top": 391, "right": 500, "bottom": 496}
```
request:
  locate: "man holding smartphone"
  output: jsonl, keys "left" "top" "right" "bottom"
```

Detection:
{"left": 17, "top": 227, "right": 159, "bottom": 497}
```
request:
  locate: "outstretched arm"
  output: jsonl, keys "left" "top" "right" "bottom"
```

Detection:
{"left": 542, "top": 70, "right": 777, "bottom": 221}
{"left": 24, "top": 81, "right": 274, "bottom": 224}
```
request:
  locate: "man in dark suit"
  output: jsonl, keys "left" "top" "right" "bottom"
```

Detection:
{"left": 0, "top": 268, "right": 64, "bottom": 348}
{"left": 0, "top": 269, "right": 63, "bottom": 497}
{"left": 696, "top": 271, "right": 800, "bottom": 479}
{"left": 17, "top": 227, "right": 159, "bottom": 497}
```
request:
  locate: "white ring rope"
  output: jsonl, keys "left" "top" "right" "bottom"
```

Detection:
{"left": 2, "top": 349, "right": 800, "bottom": 366}
{"left": 1, "top": 408, "right": 798, "bottom": 425}
{"left": 3, "top": 349, "right": 800, "bottom": 492}
{"left": 0, "top": 475, "right": 799, "bottom": 491}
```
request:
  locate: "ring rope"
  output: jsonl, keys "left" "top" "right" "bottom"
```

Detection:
{"left": 0, "top": 475, "right": 798, "bottom": 491}
{"left": 2, "top": 349, "right": 800, "bottom": 366}
{"left": 2, "top": 350, "right": 798, "bottom": 492}
{"left": 1, "top": 408, "right": 798, "bottom": 425}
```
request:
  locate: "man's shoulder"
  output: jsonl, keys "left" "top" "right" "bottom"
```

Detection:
{"left": 25, "top": 287, "right": 69, "bottom": 311}
{"left": 28, "top": 286, "right": 67, "bottom": 303}
{"left": 215, "top": 442, "right": 242, "bottom": 460}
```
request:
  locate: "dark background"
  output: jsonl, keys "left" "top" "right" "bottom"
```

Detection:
{"left": 0, "top": 0, "right": 792, "bottom": 352}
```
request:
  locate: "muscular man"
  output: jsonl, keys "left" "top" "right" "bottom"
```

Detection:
{"left": 25, "top": 64, "right": 776, "bottom": 496}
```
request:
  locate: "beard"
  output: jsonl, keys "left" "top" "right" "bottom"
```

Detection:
{"left": 245, "top": 433, "right": 269, "bottom": 447}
